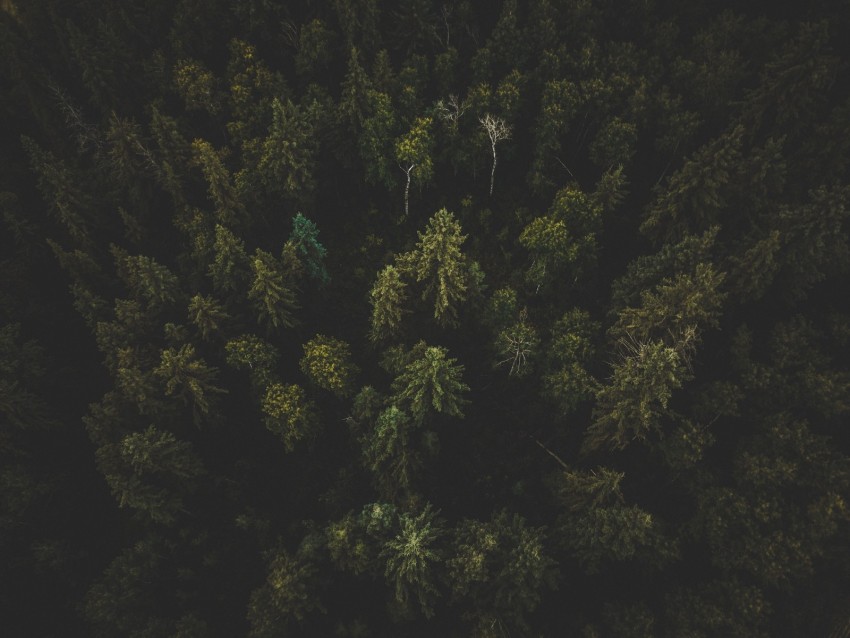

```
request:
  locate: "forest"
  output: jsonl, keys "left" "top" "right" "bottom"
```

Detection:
{"left": 1, "top": 0, "right": 850, "bottom": 636}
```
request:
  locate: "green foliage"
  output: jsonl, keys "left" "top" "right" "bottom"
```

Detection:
{"left": 448, "top": 511, "right": 557, "bottom": 635}
{"left": 208, "top": 224, "right": 251, "bottom": 294}
{"left": 494, "top": 309, "right": 539, "bottom": 377}
{"left": 369, "top": 264, "right": 408, "bottom": 342}
{"left": 101, "top": 426, "right": 204, "bottom": 524}
{"left": 255, "top": 98, "right": 317, "bottom": 199}
{"left": 191, "top": 138, "right": 246, "bottom": 225}
{"left": 390, "top": 341, "right": 469, "bottom": 425}
{"left": 155, "top": 344, "right": 226, "bottom": 421}
{"left": 248, "top": 546, "right": 320, "bottom": 635}
{"left": 362, "top": 405, "right": 420, "bottom": 499}
{"left": 248, "top": 248, "right": 298, "bottom": 330}
{"left": 224, "top": 334, "right": 279, "bottom": 389}
{"left": 561, "top": 504, "right": 674, "bottom": 574}
{"left": 400, "top": 208, "right": 481, "bottom": 326}
{"left": 187, "top": 293, "right": 229, "bottom": 340}
{"left": 112, "top": 248, "right": 181, "bottom": 310}
{"left": 611, "top": 262, "right": 726, "bottom": 347}
{"left": 300, "top": 334, "right": 358, "bottom": 397}
{"left": 289, "top": 213, "right": 329, "bottom": 284}
{"left": 520, "top": 185, "right": 602, "bottom": 289}
{"left": 174, "top": 58, "right": 220, "bottom": 114}
{"left": 395, "top": 116, "right": 434, "bottom": 214}
{"left": 261, "top": 382, "right": 316, "bottom": 450}
{"left": 382, "top": 504, "right": 444, "bottom": 617}
{"left": 585, "top": 339, "right": 687, "bottom": 452}
{"left": 543, "top": 309, "right": 599, "bottom": 413}
{"left": 359, "top": 89, "right": 398, "bottom": 189}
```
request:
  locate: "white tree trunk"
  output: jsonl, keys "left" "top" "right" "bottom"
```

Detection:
{"left": 403, "top": 165, "right": 413, "bottom": 216}
{"left": 490, "top": 142, "right": 497, "bottom": 196}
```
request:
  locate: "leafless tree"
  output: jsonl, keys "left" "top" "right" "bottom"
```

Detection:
{"left": 480, "top": 113, "right": 511, "bottom": 196}
{"left": 435, "top": 94, "right": 467, "bottom": 131}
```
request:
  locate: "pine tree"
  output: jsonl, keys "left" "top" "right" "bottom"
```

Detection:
{"left": 300, "top": 334, "right": 358, "bottom": 397}
{"left": 390, "top": 341, "right": 469, "bottom": 425}
{"left": 399, "top": 208, "right": 480, "bottom": 327}
{"left": 248, "top": 249, "right": 298, "bottom": 331}
{"left": 288, "top": 213, "right": 329, "bottom": 284}
{"left": 154, "top": 344, "right": 226, "bottom": 421}
{"left": 382, "top": 504, "right": 444, "bottom": 617}
{"left": 369, "top": 264, "right": 408, "bottom": 342}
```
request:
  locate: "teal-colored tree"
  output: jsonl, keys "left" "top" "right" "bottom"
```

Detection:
{"left": 288, "top": 213, "right": 329, "bottom": 284}
{"left": 382, "top": 504, "right": 444, "bottom": 617}
{"left": 390, "top": 341, "right": 469, "bottom": 425}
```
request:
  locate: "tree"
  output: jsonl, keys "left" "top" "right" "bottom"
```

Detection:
{"left": 583, "top": 338, "right": 688, "bottom": 453}
{"left": 399, "top": 208, "right": 482, "bottom": 327}
{"left": 395, "top": 116, "right": 434, "bottom": 216}
{"left": 479, "top": 113, "right": 511, "bottom": 196}
{"left": 361, "top": 405, "right": 421, "bottom": 499}
{"left": 300, "top": 334, "right": 358, "bottom": 397}
{"left": 224, "top": 334, "right": 279, "bottom": 390}
{"left": 448, "top": 511, "right": 557, "bottom": 635}
{"left": 187, "top": 294, "right": 229, "bottom": 340}
{"left": 382, "top": 504, "right": 444, "bottom": 617}
{"left": 261, "top": 382, "right": 316, "bottom": 450}
{"left": 255, "top": 98, "right": 317, "bottom": 200}
{"left": 288, "top": 213, "right": 329, "bottom": 284}
{"left": 248, "top": 249, "right": 298, "bottom": 331}
{"left": 369, "top": 264, "right": 408, "bottom": 342}
{"left": 154, "top": 344, "right": 226, "bottom": 422}
{"left": 390, "top": 341, "right": 469, "bottom": 425}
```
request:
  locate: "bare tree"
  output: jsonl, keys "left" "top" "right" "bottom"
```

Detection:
{"left": 435, "top": 94, "right": 467, "bottom": 131}
{"left": 480, "top": 114, "right": 511, "bottom": 196}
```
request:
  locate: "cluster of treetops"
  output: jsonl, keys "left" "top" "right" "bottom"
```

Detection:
{"left": 2, "top": 0, "right": 850, "bottom": 636}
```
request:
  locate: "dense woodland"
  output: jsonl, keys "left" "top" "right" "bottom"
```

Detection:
{"left": 2, "top": 0, "right": 850, "bottom": 635}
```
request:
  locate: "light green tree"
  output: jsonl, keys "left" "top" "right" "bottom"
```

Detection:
{"left": 400, "top": 208, "right": 481, "bottom": 327}
{"left": 300, "top": 334, "right": 358, "bottom": 397}
{"left": 261, "top": 382, "right": 316, "bottom": 450}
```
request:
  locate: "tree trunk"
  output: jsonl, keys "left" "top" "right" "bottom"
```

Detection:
{"left": 404, "top": 167, "right": 411, "bottom": 216}
{"left": 490, "top": 144, "right": 497, "bottom": 196}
